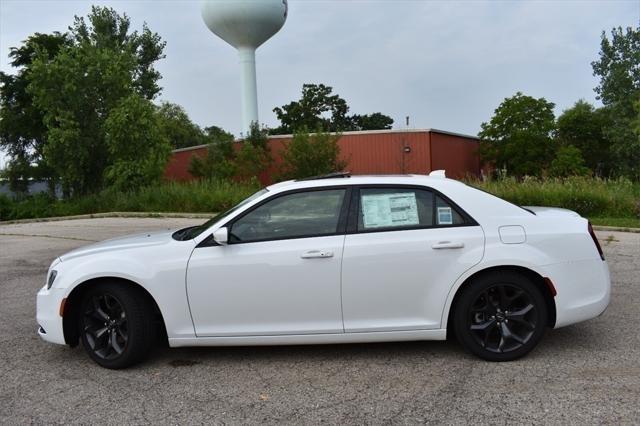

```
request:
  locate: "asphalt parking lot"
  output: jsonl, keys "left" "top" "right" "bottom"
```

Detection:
{"left": 1, "top": 217, "right": 638, "bottom": 424}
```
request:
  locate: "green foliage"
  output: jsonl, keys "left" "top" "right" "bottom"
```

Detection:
{"left": 589, "top": 217, "right": 640, "bottom": 229}
{"left": 549, "top": 146, "right": 590, "bottom": 177}
{"left": 236, "top": 122, "right": 271, "bottom": 180}
{"left": 203, "top": 125, "right": 234, "bottom": 144}
{"left": 2, "top": 154, "right": 32, "bottom": 194}
{"left": 104, "top": 94, "right": 171, "bottom": 191}
{"left": 188, "top": 130, "right": 236, "bottom": 180}
{"left": 157, "top": 102, "right": 206, "bottom": 149}
{"left": 592, "top": 26, "right": 640, "bottom": 108}
{"left": 272, "top": 84, "right": 349, "bottom": 134}
{"left": 479, "top": 92, "right": 557, "bottom": 177}
{"left": 349, "top": 113, "right": 394, "bottom": 131}
{"left": 556, "top": 100, "right": 612, "bottom": 175}
{"left": 280, "top": 128, "right": 347, "bottom": 179}
{"left": 591, "top": 26, "right": 640, "bottom": 179}
{"left": 468, "top": 177, "right": 640, "bottom": 219}
{"left": 0, "top": 179, "right": 261, "bottom": 221}
{"left": 272, "top": 83, "right": 393, "bottom": 134}
{"left": 69, "top": 6, "right": 165, "bottom": 100}
{"left": 2, "top": 178, "right": 637, "bottom": 226}
{"left": 188, "top": 123, "right": 270, "bottom": 182}
{"left": 0, "top": 32, "right": 69, "bottom": 194}
{"left": 26, "top": 6, "right": 166, "bottom": 196}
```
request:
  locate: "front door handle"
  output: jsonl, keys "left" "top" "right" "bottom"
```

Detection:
{"left": 301, "top": 250, "right": 334, "bottom": 259}
{"left": 432, "top": 241, "right": 465, "bottom": 250}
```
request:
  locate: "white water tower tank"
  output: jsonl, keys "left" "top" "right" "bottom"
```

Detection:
{"left": 201, "top": 0, "right": 288, "bottom": 134}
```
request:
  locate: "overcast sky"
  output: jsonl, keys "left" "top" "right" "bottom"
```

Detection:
{"left": 1, "top": 0, "right": 639, "bottom": 168}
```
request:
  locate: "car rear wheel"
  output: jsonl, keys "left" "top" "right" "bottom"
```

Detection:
{"left": 79, "top": 282, "right": 156, "bottom": 369}
{"left": 453, "top": 271, "right": 547, "bottom": 361}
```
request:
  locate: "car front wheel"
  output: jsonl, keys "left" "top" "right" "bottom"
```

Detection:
{"left": 453, "top": 271, "right": 548, "bottom": 361}
{"left": 79, "top": 282, "right": 156, "bottom": 369}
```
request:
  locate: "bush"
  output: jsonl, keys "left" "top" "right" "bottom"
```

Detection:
{"left": 104, "top": 94, "right": 172, "bottom": 191}
{"left": 0, "top": 179, "right": 260, "bottom": 221}
{"left": 280, "top": 129, "right": 346, "bottom": 180}
{"left": 549, "top": 146, "right": 590, "bottom": 177}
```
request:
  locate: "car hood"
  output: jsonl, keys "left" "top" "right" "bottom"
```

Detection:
{"left": 59, "top": 229, "right": 181, "bottom": 262}
{"left": 523, "top": 206, "right": 581, "bottom": 218}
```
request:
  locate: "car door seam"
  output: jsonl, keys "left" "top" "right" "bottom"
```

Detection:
{"left": 184, "top": 244, "right": 199, "bottom": 338}
{"left": 339, "top": 234, "right": 347, "bottom": 333}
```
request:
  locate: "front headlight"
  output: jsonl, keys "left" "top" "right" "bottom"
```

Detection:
{"left": 46, "top": 270, "right": 58, "bottom": 290}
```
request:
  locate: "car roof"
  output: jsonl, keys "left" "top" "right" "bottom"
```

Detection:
{"left": 266, "top": 174, "right": 465, "bottom": 192}
{"left": 263, "top": 174, "right": 529, "bottom": 221}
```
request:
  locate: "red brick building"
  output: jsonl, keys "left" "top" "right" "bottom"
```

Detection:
{"left": 164, "top": 128, "right": 481, "bottom": 185}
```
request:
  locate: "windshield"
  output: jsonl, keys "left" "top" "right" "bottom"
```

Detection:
{"left": 174, "top": 188, "right": 269, "bottom": 240}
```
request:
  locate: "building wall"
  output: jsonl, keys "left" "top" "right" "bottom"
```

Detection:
{"left": 429, "top": 132, "right": 481, "bottom": 179}
{"left": 164, "top": 129, "right": 480, "bottom": 184}
{"left": 165, "top": 146, "right": 207, "bottom": 182}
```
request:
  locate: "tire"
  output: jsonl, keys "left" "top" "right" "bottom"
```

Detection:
{"left": 453, "top": 271, "right": 548, "bottom": 361}
{"left": 78, "top": 282, "right": 156, "bottom": 369}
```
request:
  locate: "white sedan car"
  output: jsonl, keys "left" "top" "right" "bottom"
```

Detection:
{"left": 37, "top": 172, "right": 610, "bottom": 368}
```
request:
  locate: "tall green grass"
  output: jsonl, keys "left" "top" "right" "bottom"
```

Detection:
{"left": 466, "top": 177, "right": 640, "bottom": 219}
{"left": 1, "top": 177, "right": 639, "bottom": 226}
{"left": 0, "top": 179, "right": 260, "bottom": 221}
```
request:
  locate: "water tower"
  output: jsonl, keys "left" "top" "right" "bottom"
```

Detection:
{"left": 201, "top": 0, "right": 288, "bottom": 134}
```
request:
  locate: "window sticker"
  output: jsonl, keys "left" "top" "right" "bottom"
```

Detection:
{"left": 362, "top": 193, "right": 419, "bottom": 229}
{"left": 437, "top": 206, "right": 453, "bottom": 225}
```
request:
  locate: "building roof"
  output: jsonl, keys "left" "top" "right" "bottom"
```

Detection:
{"left": 170, "top": 128, "right": 480, "bottom": 153}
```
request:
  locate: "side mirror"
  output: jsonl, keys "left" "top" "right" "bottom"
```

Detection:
{"left": 212, "top": 227, "right": 228, "bottom": 245}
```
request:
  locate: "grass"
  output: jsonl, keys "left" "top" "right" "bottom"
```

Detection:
{"left": 588, "top": 217, "right": 640, "bottom": 229}
{"left": 1, "top": 176, "right": 639, "bottom": 229}
{"left": 466, "top": 176, "right": 640, "bottom": 224}
{"left": 0, "top": 179, "right": 260, "bottom": 221}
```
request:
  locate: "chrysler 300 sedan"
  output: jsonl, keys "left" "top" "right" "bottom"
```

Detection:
{"left": 37, "top": 172, "right": 610, "bottom": 368}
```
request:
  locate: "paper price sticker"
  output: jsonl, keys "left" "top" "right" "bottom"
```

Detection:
{"left": 362, "top": 193, "right": 419, "bottom": 229}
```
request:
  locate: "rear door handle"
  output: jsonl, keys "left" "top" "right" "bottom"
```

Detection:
{"left": 431, "top": 241, "right": 465, "bottom": 249}
{"left": 301, "top": 250, "right": 334, "bottom": 259}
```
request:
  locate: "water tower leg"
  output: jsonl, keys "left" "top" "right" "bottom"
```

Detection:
{"left": 238, "top": 47, "right": 259, "bottom": 135}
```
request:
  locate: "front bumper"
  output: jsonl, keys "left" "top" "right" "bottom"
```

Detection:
{"left": 36, "top": 286, "right": 66, "bottom": 345}
{"left": 542, "top": 258, "right": 611, "bottom": 328}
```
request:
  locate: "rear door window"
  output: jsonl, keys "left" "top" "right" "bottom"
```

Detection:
{"left": 357, "top": 187, "right": 467, "bottom": 232}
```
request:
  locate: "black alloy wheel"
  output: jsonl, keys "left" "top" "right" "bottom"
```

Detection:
{"left": 468, "top": 284, "right": 537, "bottom": 353}
{"left": 82, "top": 293, "right": 128, "bottom": 360}
{"left": 79, "top": 282, "right": 157, "bottom": 369}
{"left": 454, "top": 271, "right": 548, "bottom": 361}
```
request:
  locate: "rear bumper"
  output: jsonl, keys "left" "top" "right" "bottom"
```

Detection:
{"left": 541, "top": 259, "right": 611, "bottom": 328}
{"left": 36, "top": 286, "right": 66, "bottom": 345}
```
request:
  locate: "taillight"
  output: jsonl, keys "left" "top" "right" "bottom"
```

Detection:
{"left": 588, "top": 222, "right": 605, "bottom": 260}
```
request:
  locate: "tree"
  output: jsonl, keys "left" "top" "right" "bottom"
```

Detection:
{"left": 157, "top": 102, "right": 206, "bottom": 149}
{"left": 203, "top": 125, "right": 234, "bottom": 144}
{"left": 189, "top": 128, "right": 236, "bottom": 180}
{"left": 349, "top": 113, "right": 394, "bottom": 131}
{"left": 188, "top": 124, "right": 269, "bottom": 182}
{"left": 236, "top": 122, "right": 271, "bottom": 180}
{"left": 478, "top": 92, "right": 557, "bottom": 177}
{"left": 27, "top": 6, "right": 166, "bottom": 195}
{"left": 272, "top": 83, "right": 394, "bottom": 134}
{"left": 104, "top": 94, "right": 171, "bottom": 191}
{"left": 272, "top": 84, "right": 348, "bottom": 134}
{"left": 280, "top": 128, "right": 347, "bottom": 180}
{"left": 549, "top": 146, "right": 590, "bottom": 177}
{"left": 591, "top": 26, "right": 640, "bottom": 179}
{"left": 556, "top": 100, "right": 612, "bottom": 176}
{"left": 0, "top": 32, "right": 69, "bottom": 195}
{"left": 2, "top": 153, "right": 32, "bottom": 195}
